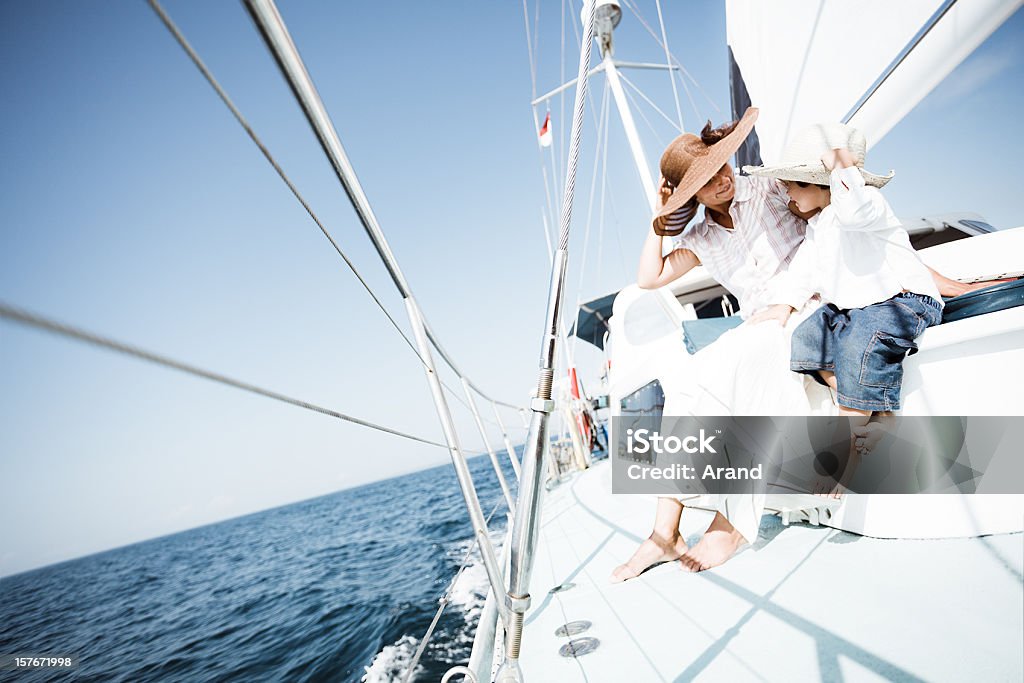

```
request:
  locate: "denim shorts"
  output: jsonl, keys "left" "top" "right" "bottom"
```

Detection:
{"left": 790, "top": 293, "right": 943, "bottom": 411}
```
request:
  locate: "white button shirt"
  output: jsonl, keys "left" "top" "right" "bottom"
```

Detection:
{"left": 768, "top": 166, "right": 942, "bottom": 311}
{"left": 669, "top": 175, "right": 806, "bottom": 317}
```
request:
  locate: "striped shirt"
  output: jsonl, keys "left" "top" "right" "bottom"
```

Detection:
{"left": 666, "top": 175, "right": 806, "bottom": 317}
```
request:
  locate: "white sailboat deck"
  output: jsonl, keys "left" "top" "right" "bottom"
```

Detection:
{"left": 516, "top": 459, "right": 1023, "bottom": 682}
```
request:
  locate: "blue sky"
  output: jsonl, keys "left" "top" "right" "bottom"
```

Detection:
{"left": 2, "top": 1, "right": 1022, "bottom": 576}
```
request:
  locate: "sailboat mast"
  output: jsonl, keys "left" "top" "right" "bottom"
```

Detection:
{"left": 604, "top": 55, "right": 658, "bottom": 211}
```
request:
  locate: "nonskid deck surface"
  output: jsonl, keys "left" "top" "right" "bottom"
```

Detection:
{"left": 519, "top": 460, "right": 1023, "bottom": 682}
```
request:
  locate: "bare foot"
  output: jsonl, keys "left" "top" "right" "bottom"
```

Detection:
{"left": 609, "top": 532, "right": 688, "bottom": 583}
{"left": 813, "top": 445, "right": 858, "bottom": 499}
{"left": 678, "top": 512, "right": 746, "bottom": 572}
{"left": 811, "top": 449, "right": 844, "bottom": 498}
{"left": 853, "top": 416, "right": 893, "bottom": 457}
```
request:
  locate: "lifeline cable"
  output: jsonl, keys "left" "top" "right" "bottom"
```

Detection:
{"left": 0, "top": 301, "right": 448, "bottom": 450}
{"left": 147, "top": 0, "right": 521, "bottom": 415}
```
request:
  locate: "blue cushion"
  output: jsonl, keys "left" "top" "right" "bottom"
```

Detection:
{"left": 681, "top": 315, "right": 743, "bottom": 354}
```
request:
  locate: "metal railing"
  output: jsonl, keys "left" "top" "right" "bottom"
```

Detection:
{"left": 238, "top": 1, "right": 596, "bottom": 679}
{"left": 241, "top": 0, "right": 520, "bottom": 637}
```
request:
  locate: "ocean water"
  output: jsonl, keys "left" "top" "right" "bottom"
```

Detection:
{"left": 0, "top": 452, "right": 518, "bottom": 682}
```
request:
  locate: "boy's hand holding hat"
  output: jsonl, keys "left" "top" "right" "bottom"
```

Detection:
{"left": 744, "top": 122, "right": 894, "bottom": 188}
{"left": 820, "top": 147, "right": 859, "bottom": 172}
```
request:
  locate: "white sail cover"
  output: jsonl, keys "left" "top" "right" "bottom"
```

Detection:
{"left": 726, "top": 0, "right": 1023, "bottom": 165}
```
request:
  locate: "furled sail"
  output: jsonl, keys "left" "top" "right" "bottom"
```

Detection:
{"left": 726, "top": 0, "right": 1023, "bottom": 167}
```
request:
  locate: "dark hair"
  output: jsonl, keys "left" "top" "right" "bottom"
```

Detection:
{"left": 700, "top": 119, "right": 739, "bottom": 146}
{"left": 791, "top": 180, "right": 829, "bottom": 189}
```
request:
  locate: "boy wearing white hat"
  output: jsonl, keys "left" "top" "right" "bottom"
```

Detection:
{"left": 744, "top": 123, "right": 943, "bottom": 432}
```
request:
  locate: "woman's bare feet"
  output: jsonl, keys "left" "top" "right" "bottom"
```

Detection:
{"left": 678, "top": 512, "right": 746, "bottom": 572}
{"left": 609, "top": 532, "right": 689, "bottom": 583}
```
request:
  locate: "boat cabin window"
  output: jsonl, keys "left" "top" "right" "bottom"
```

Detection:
{"left": 909, "top": 220, "right": 990, "bottom": 250}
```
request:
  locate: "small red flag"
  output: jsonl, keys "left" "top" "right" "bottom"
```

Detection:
{"left": 538, "top": 112, "right": 553, "bottom": 148}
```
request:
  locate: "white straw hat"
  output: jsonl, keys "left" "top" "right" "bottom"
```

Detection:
{"left": 743, "top": 122, "right": 894, "bottom": 188}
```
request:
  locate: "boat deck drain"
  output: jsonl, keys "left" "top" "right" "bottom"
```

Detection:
{"left": 548, "top": 582, "right": 576, "bottom": 594}
{"left": 554, "top": 620, "right": 592, "bottom": 637}
{"left": 558, "top": 637, "right": 600, "bottom": 658}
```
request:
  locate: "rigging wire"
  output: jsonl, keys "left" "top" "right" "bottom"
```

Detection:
{"left": 532, "top": 0, "right": 542, "bottom": 92}
{"left": 654, "top": 0, "right": 685, "bottom": 130}
{"left": 148, "top": 0, "right": 522, "bottom": 415}
{"left": 548, "top": 117, "right": 564, "bottom": 247}
{"left": 598, "top": 78, "right": 631, "bottom": 286}
{"left": 521, "top": 0, "right": 539, "bottom": 100}
{"left": 619, "top": 73, "right": 670, "bottom": 150}
{"left": 522, "top": 1, "right": 559, "bottom": 253}
{"left": 554, "top": 0, "right": 610, "bottom": 260}
{"left": 556, "top": 0, "right": 568, "bottom": 207}
{"left": 555, "top": 0, "right": 595, "bottom": 255}
{"left": 622, "top": 0, "right": 720, "bottom": 118}
{"left": 617, "top": 70, "right": 684, "bottom": 135}
{"left": 523, "top": 1, "right": 559, "bottom": 251}
{"left": 147, "top": 0, "right": 422, "bottom": 368}
{"left": 566, "top": 0, "right": 606, "bottom": 136}
{"left": 0, "top": 301, "right": 449, "bottom": 450}
{"left": 571, "top": 81, "right": 612, "bottom": 363}
{"left": 597, "top": 141, "right": 633, "bottom": 284}
{"left": 532, "top": 0, "right": 603, "bottom": 267}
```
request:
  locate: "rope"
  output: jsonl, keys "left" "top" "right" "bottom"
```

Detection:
{"left": 0, "top": 301, "right": 448, "bottom": 450}
{"left": 403, "top": 497, "right": 506, "bottom": 683}
{"left": 148, "top": 0, "right": 524, "bottom": 414}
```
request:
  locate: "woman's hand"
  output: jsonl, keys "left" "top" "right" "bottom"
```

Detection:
{"left": 657, "top": 175, "right": 674, "bottom": 210}
{"left": 656, "top": 175, "right": 697, "bottom": 219}
{"left": 651, "top": 175, "right": 700, "bottom": 236}
{"left": 749, "top": 304, "right": 794, "bottom": 326}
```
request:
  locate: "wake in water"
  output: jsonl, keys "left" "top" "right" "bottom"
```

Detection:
{"left": 362, "top": 634, "right": 421, "bottom": 682}
{"left": 363, "top": 531, "right": 502, "bottom": 682}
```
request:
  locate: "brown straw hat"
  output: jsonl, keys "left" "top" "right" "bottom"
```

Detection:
{"left": 652, "top": 107, "right": 759, "bottom": 236}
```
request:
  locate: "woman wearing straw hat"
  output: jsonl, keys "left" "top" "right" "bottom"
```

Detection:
{"left": 612, "top": 109, "right": 990, "bottom": 579}
{"left": 611, "top": 107, "right": 818, "bottom": 579}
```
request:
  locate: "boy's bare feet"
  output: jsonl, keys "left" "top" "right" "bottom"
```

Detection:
{"left": 678, "top": 512, "right": 747, "bottom": 572}
{"left": 609, "top": 532, "right": 689, "bottom": 583}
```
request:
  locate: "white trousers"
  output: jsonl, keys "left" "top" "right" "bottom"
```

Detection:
{"left": 660, "top": 312, "right": 834, "bottom": 543}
